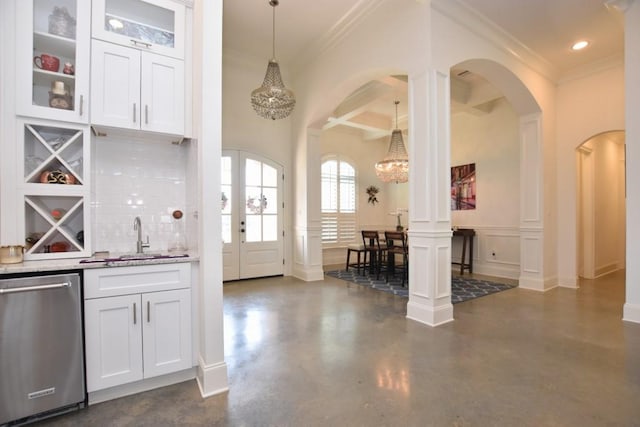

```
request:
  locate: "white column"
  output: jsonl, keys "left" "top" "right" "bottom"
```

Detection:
{"left": 622, "top": 0, "right": 640, "bottom": 323}
{"left": 406, "top": 69, "right": 454, "bottom": 327}
{"left": 193, "top": 0, "right": 228, "bottom": 396}
{"left": 292, "top": 128, "right": 324, "bottom": 281}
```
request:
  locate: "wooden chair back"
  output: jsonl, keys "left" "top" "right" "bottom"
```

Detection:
{"left": 361, "top": 230, "right": 382, "bottom": 250}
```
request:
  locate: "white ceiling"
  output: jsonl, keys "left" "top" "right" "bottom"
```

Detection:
{"left": 223, "top": 0, "right": 625, "bottom": 136}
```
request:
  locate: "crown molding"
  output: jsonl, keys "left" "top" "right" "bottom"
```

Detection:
{"left": 291, "top": 0, "right": 387, "bottom": 74}
{"left": 431, "top": 0, "right": 559, "bottom": 82}
{"left": 172, "top": 0, "right": 194, "bottom": 7}
{"left": 605, "top": 0, "right": 635, "bottom": 13}
{"left": 557, "top": 53, "right": 624, "bottom": 85}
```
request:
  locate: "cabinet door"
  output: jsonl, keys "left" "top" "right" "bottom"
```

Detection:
{"left": 91, "top": 39, "right": 141, "bottom": 130}
{"left": 85, "top": 294, "right": 143, "bottom": 392}
{"left": 140, "top": 52, "right": 184, "bottom": 135}
{"left": 91, "top": 0, "right": 186, "bottom": 59}
{"left": 142, "top": 289, "right": 192, "bottom": 378}
{"left": 16, "top": 0, "right": 90, "bottom": 123}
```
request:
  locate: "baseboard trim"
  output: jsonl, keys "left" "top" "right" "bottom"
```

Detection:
{"left": 196, "top": 358, "right": 229, "bottom": 398}
{"left": 406, "top": 300, "right": 454, "bottom": 327}
{"left": 595, "top": 262, "right": 619, "bottom": 278}
{"left": 88, "top": 368, "right": 196, "bottom": 405}
{"left": 623, "top": 303, "right": 640, "bottom": 324}
{"left": 557, "top": 276, "right": 579, "bottom": 289}
{"left": 292, "top": 265, "right": 325, "bottom": 282}
{"left": 519, "top": 275, "right": 557, "bottom": 292}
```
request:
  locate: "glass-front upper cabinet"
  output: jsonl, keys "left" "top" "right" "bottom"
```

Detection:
{"left": 92, "top": 0, "right": 185, "bottom": 59}
{"left": 16, "top": 0, "right": 90, "bottom": 123}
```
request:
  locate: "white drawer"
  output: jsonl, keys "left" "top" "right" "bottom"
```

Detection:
{"left": 84, "top": 263, "right": 190, "bottom": 299}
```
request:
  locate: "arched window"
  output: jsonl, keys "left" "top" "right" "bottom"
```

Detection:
{"left": 321, "top": 156, "right": 356, "bottom": 246}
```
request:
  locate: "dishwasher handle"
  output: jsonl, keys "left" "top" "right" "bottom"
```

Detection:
{"left": 0, "top": 282, "right": 71, "bottom": 295}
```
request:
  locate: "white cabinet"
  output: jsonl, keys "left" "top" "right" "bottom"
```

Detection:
{"left": 18, "top": 119, "right": 91, "bottom": 259}
{"left": 16, "top": 0, "right": 90, "bottom": 123}
{"left": 84, "top": 263, "right": 192, "bottom": 392}
{"left": 92, "top": 0, "right": 185, "bottom": 60}
{"left": 91, "top": 39, "right": 184, "bottom": 135}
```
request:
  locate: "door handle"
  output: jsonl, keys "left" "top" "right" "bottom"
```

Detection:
{"left": 147, "top": 301, "right": 150, "bottom": 323}
{"left": 133, "top": 302, "right": 137, "bottom": 324}
{"left": 133, "top": 103, "right": 137, "bottom": 123}
{"left": 0, "top": 282, "right": 70, "bottom": 294}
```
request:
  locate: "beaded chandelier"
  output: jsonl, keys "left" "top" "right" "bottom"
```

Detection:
{"left": 250, "top": 0, "right": 295, "bottom": 120}
{"left": 375, "top": 101, "right": 408, "bottom": 183}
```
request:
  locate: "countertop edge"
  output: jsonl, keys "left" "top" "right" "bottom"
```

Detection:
{"left": 0, "top": 254, "right": 200, "bottom": 275}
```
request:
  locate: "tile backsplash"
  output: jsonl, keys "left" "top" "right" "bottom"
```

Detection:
{"left": 92, "top": 136, "right": 193, "bottom": 254}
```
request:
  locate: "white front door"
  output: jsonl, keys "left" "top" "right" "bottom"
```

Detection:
{"left": 222, "top": 151, "right": 284, "bottom": 281}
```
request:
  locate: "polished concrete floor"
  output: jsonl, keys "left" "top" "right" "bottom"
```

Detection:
{"left": 37, "top": 270, "right": 640, "bottom": 426}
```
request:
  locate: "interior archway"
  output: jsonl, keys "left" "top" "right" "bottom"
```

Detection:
{"left": 576, "top": 130, "right": 626, "bottom": 280}
{"left": 450, "top": 58, "right": 544, "bottom": 290}
{"left": 449, "top": 66, "right": 521, "bottom": 280}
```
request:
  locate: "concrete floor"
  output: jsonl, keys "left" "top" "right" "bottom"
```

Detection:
{"left": 36, "top": 270, "right": 640, "bottom": 426}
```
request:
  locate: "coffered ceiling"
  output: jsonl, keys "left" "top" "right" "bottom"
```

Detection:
{"left": 223, "top": 0, "right": 625, "bottom": 136}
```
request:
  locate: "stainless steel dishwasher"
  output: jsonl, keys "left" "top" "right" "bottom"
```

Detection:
{"left": 0, "top": 272, "right": 85, "bottom": 425}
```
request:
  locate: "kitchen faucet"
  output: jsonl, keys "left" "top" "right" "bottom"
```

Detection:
{"left": 133, "top": 216, "right": 150, "bottom": 253}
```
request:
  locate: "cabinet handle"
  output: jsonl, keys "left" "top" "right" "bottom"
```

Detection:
{"left": 130, "top": 39, "right": 152, "bottom": 48}
{"left": 133, "top": 302, "right": 137, "bottom": 324}
{"left": 79, "top": 95, "right": 84, "bottom": 116}
{"left": 145, "top": 105, "right": 149, "bottom": 124}
{"left": 133, "top": 103, "right": 137, "bottom": 123}
{"left": 147, "top": 301, "right": 150, "bottom": 323}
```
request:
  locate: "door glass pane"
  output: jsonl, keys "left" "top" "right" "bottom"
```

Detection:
{"left": 263, "top": 163, "right": 277, "bottom": 187}
{"left": 221, "top": 185, "right": 231, "bottom": 214}
{"left": 222, "top": 215, "right": 231, "bottom": 244}
{"left": 221, "top": 156, "right": 232, "bottom": 185}
{"left": 33, "top": 0, "right": 78, "bottom": 112}
{"left": 262, "top": 188, "right": 277, "bottom": 214}
{"left": 245, "top": 187, "right": 264, "bottom": 214}
{"left": 245, "top": 159, "right": 261, "bottom": 186}
{"left": 263, "top": 215, "right": 277, "bottom": 241}
{"left": 245, "top": 215, "right": 261, "bottom": 242}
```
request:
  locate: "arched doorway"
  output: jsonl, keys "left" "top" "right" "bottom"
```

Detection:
{"left": 452, "top": 59, "right": 545, "bottom": 291}
{"left": 450, "top": 66, "right": 521, "bottom": 280}
{"left": 576, "top": 131, "right": 626, "bottom": 279}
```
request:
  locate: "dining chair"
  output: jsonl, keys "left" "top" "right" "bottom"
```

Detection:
{"left": 361, "top": 230, "right": 385, "bottom": 279}
{"left": 384, "top": 231, "right": 408, "bottom": 286}
{"left": 345, "top": 242, "right": 367, "bottom": 274}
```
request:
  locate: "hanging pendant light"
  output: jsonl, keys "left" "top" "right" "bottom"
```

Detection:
{"left": 375, "top": 101, "right": 409, "bottom": 183}
{"left": 250, "top": 0, "right": 296, "bottom": 120}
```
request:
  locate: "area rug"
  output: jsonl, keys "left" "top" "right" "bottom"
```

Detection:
{"left": 325, "top": 270, "right": 516, "bottom": 304}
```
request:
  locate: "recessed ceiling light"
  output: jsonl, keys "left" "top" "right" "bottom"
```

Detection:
{"left": 572, "top": 40, "right": 589, "bottom": 51}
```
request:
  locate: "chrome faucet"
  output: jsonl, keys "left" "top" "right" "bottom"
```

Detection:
{"left": 133, "top": 216, "right": 150, "bottom": 253}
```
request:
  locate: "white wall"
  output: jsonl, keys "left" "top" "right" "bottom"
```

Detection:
{"left": 556, "top": 63, "right": 625, "bottom": 286}
{"left": 451, "top": 98, "right": 520, "bottom": 227}
{"left": 450, "top": 97, "right": 520, "bottom": 278}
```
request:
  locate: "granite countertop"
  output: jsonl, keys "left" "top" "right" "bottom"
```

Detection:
{"left": 0, "top": 251, "right": 200, "bottom": 275}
